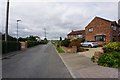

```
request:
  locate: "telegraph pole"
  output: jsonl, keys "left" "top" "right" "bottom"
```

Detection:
{"left": 44, "top": 28, "right": 46, "bottom": 38}
{"left": 5, "top": 0, "right": 10, "bottom": 53}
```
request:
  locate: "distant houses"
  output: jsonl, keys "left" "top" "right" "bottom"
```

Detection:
{"left": 67, "top": 30, "right": 85, "bottom": 39}
{"left": 34, "top": 36, "right": 41, "bottom": 42}
{"left": 67, "top": 16, "right": 120, "bottom": 45}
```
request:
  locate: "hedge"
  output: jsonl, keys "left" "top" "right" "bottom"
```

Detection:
{"left": 27, "top": 40, "right": 49, "bottom": 48}
{"left": 2, "top": 41, "right": 21, "bottom": 54}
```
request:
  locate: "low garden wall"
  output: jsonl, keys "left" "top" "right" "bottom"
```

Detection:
{"left": 60, "top": 46, "right": 77, "bottom": 53}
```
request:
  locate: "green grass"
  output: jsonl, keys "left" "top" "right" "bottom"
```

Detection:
{"left": 51, "top": 41, "right": 65, "bottom": 53}
{"left": 56, "top": 47, "right": 65, "bottom": 53}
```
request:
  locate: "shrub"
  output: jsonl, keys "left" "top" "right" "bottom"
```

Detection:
{"left": 77, "top": 38, "right": 85, "bottom": 43}
{"left": 27, "top": 41, "right": 40, "bottom": 48}
{"left": 2, "top": 41, "right": 21, "bottom": 54}
{"left": 71, "top": 38, "right": 85, "bottom": 43}
{"left": 103, "top": 42, "right": 120, "bottom": 53}
{"left": 91, "top": 56, "right": 95, "bottom": 62}
{"left": 61, "top": 38, "right": 71, "bottom": 47}
{"left": 97, "top": 51, "right": 120, "bottom": 68}
{"left": 71, "top": 39, "right": 78, "bottom": 43}
{"left": 69, "top": 42, "right": 81, "bottom": 48}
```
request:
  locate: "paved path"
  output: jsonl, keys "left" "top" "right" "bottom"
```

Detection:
{"left": 59, "top": 53, "right": 118, "bottom": 78}
{"left": 2, "top": 42, "right": 71, "bottom": 78}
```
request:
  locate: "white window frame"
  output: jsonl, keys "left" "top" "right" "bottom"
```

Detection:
{"left": 69, "top": 35, "right": 71, "bottom": 37}
{"left": 89, "top": 28, "right": 93, "bottom": 32}
{"left": 78, "top": 34, "right": 82, "bottom": 38}
{"left": 113, "top": 26, "right": 116, "bottom": 31}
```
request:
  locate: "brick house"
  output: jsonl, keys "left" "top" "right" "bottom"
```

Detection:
{"left": 67, "top": 30, "right": 85, "bottom": 39}
{"left": 85, "top": 17, "right": 120, "bottom": 45}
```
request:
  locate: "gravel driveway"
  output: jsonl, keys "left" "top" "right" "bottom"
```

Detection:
{"left": 78, "top": 47, "right": 103, "bottom": 58}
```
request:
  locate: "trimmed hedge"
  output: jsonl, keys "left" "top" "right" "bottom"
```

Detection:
{"left": 2, "top": 41, "right": 21, "bottom": 54}
{"left": 27, "top": 41, "right": 40, "bottom": 48}
{"left": 27, "top": 40, "right": 49, "bottom": 48}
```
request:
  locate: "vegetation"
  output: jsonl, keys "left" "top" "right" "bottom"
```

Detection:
{"left": 61, "top": 38, "right": 71, "bottom": 47}
{"left": 91, "top": 56, "right": 95, "bottom": 62}
{"left": 91, "top": 42, "right": 120, "bottom": 68}
{"left": 60, "top": 37, "right": 62, "bottom": 41}
{"left": 56, "top": 47, "right": 65, "bottom": 53}
{"left": 71, "top": 38, "right": 85, "bottom": 43}
{"left": 97, "top": 51, "right": 120, "bottom": 68}
{"left": 102, "top": 42, "right": 120, "bottom": 53}
{"left": 2, "top": 41, "right": 21, "bottom": 54}
{"left": 69, "top": 42, "right": 81, "bottom": 52}
{"left": 51, "top": 40, "right": 65, "bottom": 53}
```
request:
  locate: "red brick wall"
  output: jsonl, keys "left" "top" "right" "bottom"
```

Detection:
{"left": 85, "top": 17, "right": 119, "bottom": 45}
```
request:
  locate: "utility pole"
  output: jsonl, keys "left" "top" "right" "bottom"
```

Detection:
{"left": 5, "top": 0, "right": 10, "bottom": 53}
{"left": 44, "top": 28, "right": 46, "bottom": 38}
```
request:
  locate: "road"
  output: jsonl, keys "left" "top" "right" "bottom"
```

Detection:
{"left": 2, "top": 42, "right": 71, "bottom": 78}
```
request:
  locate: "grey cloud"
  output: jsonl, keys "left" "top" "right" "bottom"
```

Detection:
{"left": 1, "top": 1, "right": 118, "bottom": 40}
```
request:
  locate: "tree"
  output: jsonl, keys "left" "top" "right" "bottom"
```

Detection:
{"left": 60, "top": 37, "right": 62, "bottom": 41}
{"left": 28, "top": 36, "right": 36, "bottom": 41}
{"left": 44, "top": 38, "right": 47, "bottom": 41}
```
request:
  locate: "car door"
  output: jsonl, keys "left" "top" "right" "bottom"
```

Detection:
{"left": 83, "top": 41, "right": 87, "bottom": 46}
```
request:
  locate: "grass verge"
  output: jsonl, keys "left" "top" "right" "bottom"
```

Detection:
{"left": 51, "top": 41, "right": 65, "bottom": 53}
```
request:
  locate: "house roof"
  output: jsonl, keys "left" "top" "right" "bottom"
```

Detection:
{"left": 86, "top": 16, "right": 118, "bottom": 28}
{"left": 67, "top": 30, "right": 85, "bottom": 35}
{"left": 34, "top": 36, "right": 40, "bottom": 38}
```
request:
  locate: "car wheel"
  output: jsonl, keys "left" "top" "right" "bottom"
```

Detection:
{"left": 88, "top": 45, "right": 92, "bottom": 48}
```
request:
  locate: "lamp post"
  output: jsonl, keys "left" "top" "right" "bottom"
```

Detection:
{"left": 17, "top": 20, "right": 21, "bottom": 50}
{"left": 5, "top": 0, "right": 10, "bottom": 53}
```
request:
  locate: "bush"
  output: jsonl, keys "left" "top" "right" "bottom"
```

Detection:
{"left": 97, "top": 51, "right": 120, "bottom": 68}
{"left": 77, "top": 38, "right": 85, "bottom": 43}
{"left": 91, "top": 56, "right": 95, "bottom": 62}
{"left": 27, "top": 41, "right": 40, "bottom": 48}
{"left": 61, "top": 38, "right": 71, "bottom": 47}
{"left": 103, "top": 42, "right": 120, "bottom": 53}
{"left": 69, "top": 42, "right": 81, "bottom": 48}
{"left": 71, "top": 38, "right": 85, "bottom": 43}
{"left": 2, "top": 41, "right": 21, "bottom": 54}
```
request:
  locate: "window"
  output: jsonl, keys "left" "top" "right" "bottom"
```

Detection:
{"left": 74, "top": 35, "right": 76, "bottom": 38}
{"left": 119, "top": 27, "right": 120, "bottom": 31}
{"left": 113, "top": 36, "right": 116, "bottom": 42}
{"left": 78, "top": 34, "right": 82, "bottom": 38}
{"left": 69, "top": 35, "right": 71, "bottom": 37}
{"left": 89, "top": 28, "right": 93, "bottom": 32}
{"left": 95, "top": 36, "right": 105, "bottom": 41}
{"left": 113, "top": 26, "right": 116, "bottom": 31}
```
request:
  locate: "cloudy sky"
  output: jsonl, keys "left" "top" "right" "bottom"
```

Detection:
{"left": 1, "top": 0, "right": 119, "bottom": 40}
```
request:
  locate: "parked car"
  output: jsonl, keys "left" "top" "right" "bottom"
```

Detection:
{"left": 80, "top": 40, "right": 98, "bottom": 48}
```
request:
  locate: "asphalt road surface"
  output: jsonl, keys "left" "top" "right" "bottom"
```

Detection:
{"left": 3, "top": 42, "right": 71, "bottom": 78}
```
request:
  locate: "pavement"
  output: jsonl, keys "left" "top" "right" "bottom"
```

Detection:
{"left": 2, "top": 42, "right": 71, "bottom": 78}
{"left": 59, "top": 49, "right": 119, "bottom": 78}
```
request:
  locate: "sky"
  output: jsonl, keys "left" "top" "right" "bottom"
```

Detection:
{"left": 0, "top": 0, "right": 119, "bottom": 40}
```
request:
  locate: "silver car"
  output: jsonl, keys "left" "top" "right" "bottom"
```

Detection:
{"left": 80, "top": 40, "right": 98, "bottom": 48}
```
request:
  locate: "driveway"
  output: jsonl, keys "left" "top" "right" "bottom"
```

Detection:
{"left": 78, "top": 47, "right": 103, "bottom": 58}
{"left": 2, "top": 42, "right": 71, "bottom": 78}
